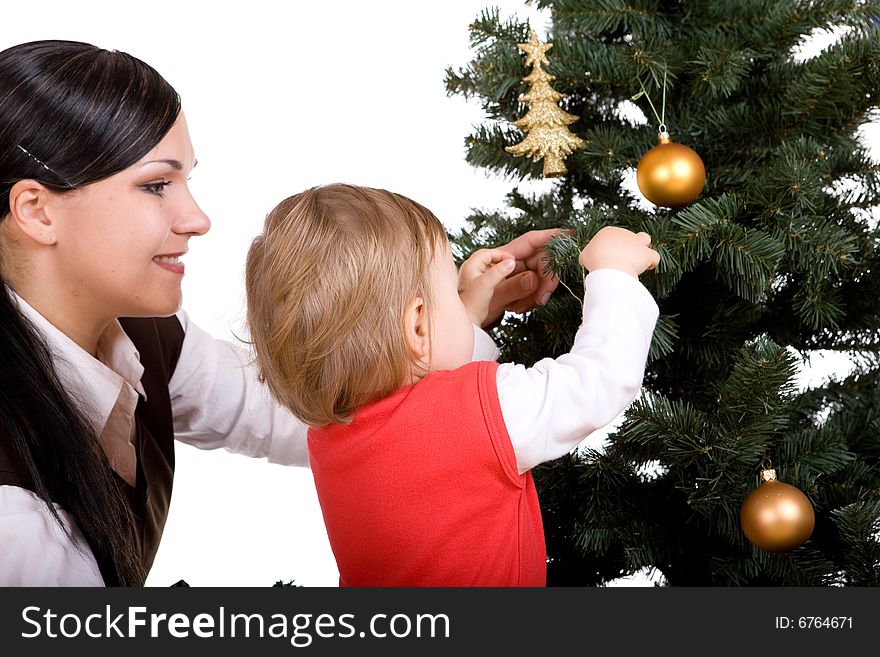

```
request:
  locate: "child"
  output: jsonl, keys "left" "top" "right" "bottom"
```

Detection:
{"left": 245, "top": 183, "right": 660, "bottom": 586}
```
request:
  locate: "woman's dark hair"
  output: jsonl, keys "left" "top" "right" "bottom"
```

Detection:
{"left": 0, "top": 40, "right": 181, "bottom": 586}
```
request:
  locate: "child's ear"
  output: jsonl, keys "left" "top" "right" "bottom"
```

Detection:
{"left": 403, "top": 295, "right": 429, "bottom": 361}
{"left": 7, "top": 179, "right": 59, "bottom": 246}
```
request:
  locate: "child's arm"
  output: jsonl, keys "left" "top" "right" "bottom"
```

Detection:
{"left": 497, "top": 226, "right": 660, "bottom": 474}
{"left": 458, "top": 248, "right": 515, "bottom": 362}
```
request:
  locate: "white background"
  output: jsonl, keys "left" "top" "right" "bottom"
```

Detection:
{"left": 3, "top": 2, "right": 876, "bottom": 587}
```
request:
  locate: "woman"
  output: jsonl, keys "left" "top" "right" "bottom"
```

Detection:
{"left": 0, "top": 40, "right": 559, "bottom": 586}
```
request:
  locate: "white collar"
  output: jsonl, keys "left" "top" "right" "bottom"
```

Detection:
{"left": 11, "top": 291, "right": 147, "bottom": 434}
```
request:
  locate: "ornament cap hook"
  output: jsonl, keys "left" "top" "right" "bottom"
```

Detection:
{"left": 657, "top": 131, "right": 671, "bottom": 145}
{"left": 760, "top": 468, "right": 777, "bottom": 482}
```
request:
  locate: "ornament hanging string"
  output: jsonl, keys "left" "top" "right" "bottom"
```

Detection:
{"left": 559, "top": 275, "right": 585, "bottom": 308}
{"left": 632, "top": 66, "right": 668, "bottom": 133}
{"left": 546, "top": 231, "right": 586, "bottom": 310}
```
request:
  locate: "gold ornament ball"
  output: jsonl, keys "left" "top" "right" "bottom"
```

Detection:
{"left": 636, "top": 132, "right": 706, "bottom": 207}
{"left": 739, "top": 470, "right": 815, "bottom": 553}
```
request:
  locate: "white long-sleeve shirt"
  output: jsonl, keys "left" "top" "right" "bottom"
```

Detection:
{"left": 499, "top": 268, "right": 658, "bottom": 473}
{"left": 0, "top": 268, "right": 657, "bottom": 585}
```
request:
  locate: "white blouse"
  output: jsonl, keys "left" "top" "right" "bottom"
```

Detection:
{"left": 0, "top": 298, "right": 310, "bottom": 586}
{"left": 0, "top": 268, "right": 657, "bottom": 586}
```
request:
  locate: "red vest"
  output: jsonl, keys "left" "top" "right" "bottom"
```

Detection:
{"left": 308, "top": 360, "right": 546, "bottom": 586}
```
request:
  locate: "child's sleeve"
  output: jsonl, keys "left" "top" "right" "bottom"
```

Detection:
{"left": 496, "top": 268, "right": 659, "bottom": 474}
{"left": 472, "top": 325, "right": 501, "bottom": 362}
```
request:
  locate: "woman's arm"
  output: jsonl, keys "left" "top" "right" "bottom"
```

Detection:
{"left": 168, "top": 311, "right": 309, "bottom": 467}
{"left": 0, "top": 486, "right": 104, "bottom": 586}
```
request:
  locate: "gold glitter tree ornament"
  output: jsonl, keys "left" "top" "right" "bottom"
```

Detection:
{"left": 505, "top": 30, "right": 586, "bottom": 177}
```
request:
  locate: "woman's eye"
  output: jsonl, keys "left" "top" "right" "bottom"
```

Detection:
{"left": 141, "top": 181, "right": 171, "bottom": 197}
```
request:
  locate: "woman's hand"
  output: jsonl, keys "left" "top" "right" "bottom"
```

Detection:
{"left": 481, "top": 228, "right": 564, "bottom": 328}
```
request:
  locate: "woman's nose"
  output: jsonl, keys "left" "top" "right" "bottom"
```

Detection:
{"left": 174, "top": 192, "right": 211, "bottom": 236}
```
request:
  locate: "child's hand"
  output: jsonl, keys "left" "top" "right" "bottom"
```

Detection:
{"left": 487, "top": 228, "right": 565, "bottom": 317}
{"left": 578, "top": 226, "right": 660, "bottom": 277}
{"left": 458, "top": 249, "right": 517, "bottom": 327}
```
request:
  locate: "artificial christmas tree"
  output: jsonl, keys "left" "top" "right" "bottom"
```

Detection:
{"left": 446, "top": 1, "right": 880, "bottom": 585}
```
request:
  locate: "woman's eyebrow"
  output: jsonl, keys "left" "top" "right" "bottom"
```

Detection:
{"left": 139, "top": 158, "right": 184, "bottom": 170}
{"left": 139, "top": 158, "right": 199, "bottom": 170}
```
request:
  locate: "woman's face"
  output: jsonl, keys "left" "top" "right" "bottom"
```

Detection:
{"left": 51, "top": 112, "right": 210, "bottom": 319}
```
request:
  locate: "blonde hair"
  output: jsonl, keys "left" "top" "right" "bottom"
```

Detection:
{"left": 245, "top": 183, "right": 449, "bottom": 427}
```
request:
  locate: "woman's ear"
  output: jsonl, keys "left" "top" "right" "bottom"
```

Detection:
{"left": 403, "top": 295, "right": 430, "bottom": 363}
{"left": 7, "top": 179, "right": 58, "bottom": 245}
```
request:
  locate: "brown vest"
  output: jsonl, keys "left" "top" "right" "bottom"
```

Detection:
{"left": 0, "top": 315, "right": 184, "bottom": 585}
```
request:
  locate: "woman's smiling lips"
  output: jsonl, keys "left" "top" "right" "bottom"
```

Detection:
{"left": 153, "top": 252, "right": 185, "bottom": 275}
